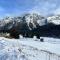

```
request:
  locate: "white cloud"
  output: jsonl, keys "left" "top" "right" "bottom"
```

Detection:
{"left": 53, "top": 8, "right": 60, "bottom": 15}
{"left": 28, "top": 0, "right": 58, "bottom": 15}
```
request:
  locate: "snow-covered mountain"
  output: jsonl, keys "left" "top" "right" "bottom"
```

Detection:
{"left": 47, "top": 15, "right": 60, "bottom": 25}
{"left": 1, "top": 13, "right": 60, "bottom": 31}
{"left": 23, "top": 13, "right": 47, "bottom": 28}
{"left": 0, "top": 13, "right": 47, "bottom": 31}
{"left": 1, "top": 13, "right": 60, "bottom": 38}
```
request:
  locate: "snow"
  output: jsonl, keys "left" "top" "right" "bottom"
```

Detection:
{"left": 0, "top": 37, "right": 60, "bottom": 60}
{"left": 47, "top": 15, "right": 60, "bottom": 25}
{"left": 19, "top": 35, "right": 23, "bottom": 39}
{"left": 33, "top": 36, "right": 37, "bottom": 41}
{"left": 37, "top": 19, "right": 47, "bottom": 26}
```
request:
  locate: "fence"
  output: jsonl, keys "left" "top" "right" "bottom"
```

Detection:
{"left": 40, "top": 50, "right": 60, "bottom": 60}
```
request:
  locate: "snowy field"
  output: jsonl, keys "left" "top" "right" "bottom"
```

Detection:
{"left": 0, "top": 37, "right": 60, "bottom": 60}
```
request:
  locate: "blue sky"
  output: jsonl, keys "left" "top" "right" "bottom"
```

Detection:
{"left": 0, "top": 0, "right": 60, "bottom": 17}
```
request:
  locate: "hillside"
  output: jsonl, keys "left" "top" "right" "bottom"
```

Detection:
{"left": 0, "top": 13, "right": 60, "bottom": 38}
